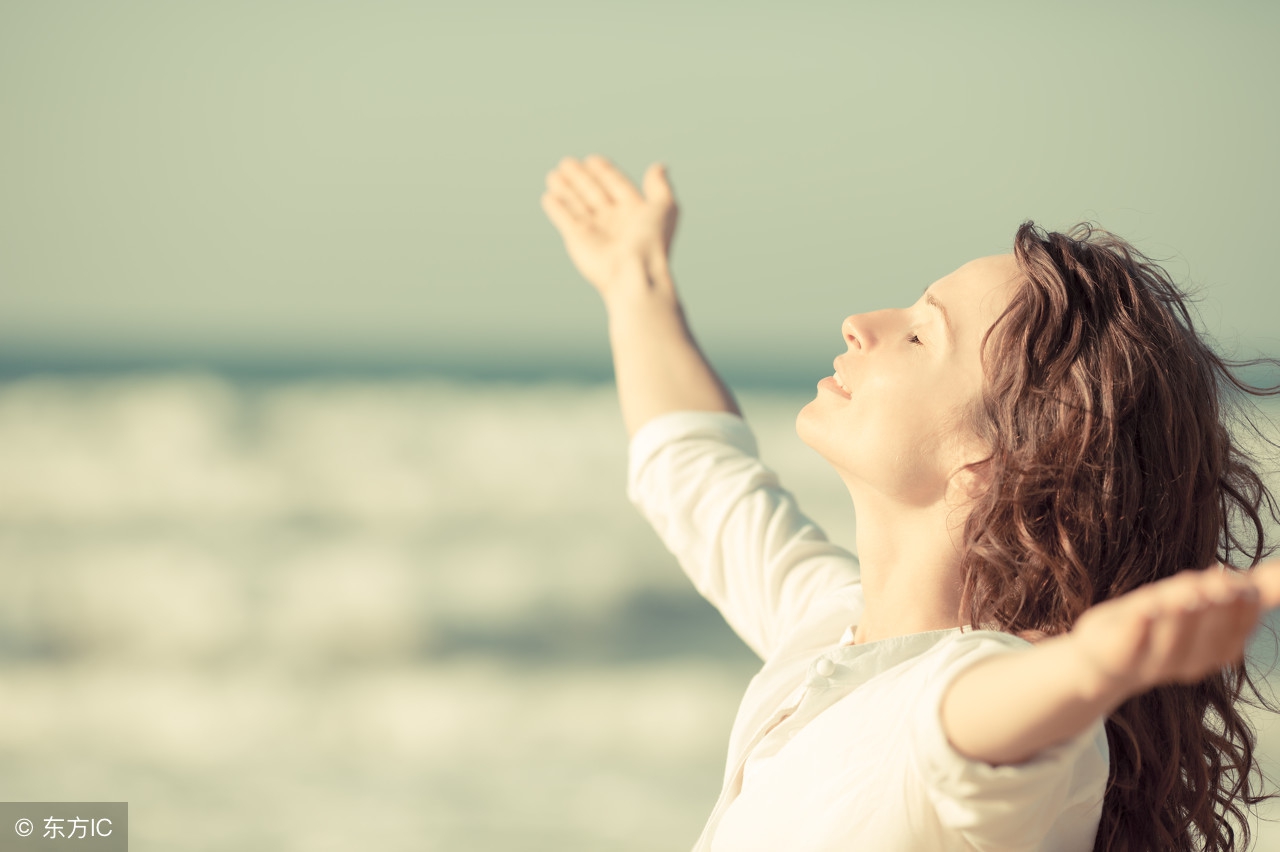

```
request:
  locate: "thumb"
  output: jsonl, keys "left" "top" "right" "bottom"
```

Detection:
{"left": 643, "top": 162, "right": 674, "bottom": 203}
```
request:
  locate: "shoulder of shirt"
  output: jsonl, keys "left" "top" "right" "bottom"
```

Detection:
{"left": 935, "top": 628, "right": 1034, "bottom": 657}
{"left": 939, "top": 629, "right": 1113, "bottom": 759}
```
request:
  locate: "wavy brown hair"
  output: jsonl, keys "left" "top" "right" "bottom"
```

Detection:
{"left": 956, "top": 221, "right": 1280, "bottom": 851}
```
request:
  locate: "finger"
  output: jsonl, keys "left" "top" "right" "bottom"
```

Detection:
{"left": 1152, "top": 570, "right": 1211, "bottom": 614}
{"left": 558, "top": 157, "right": 611, "bottom": 212}
{"left": 1201, "top": 595, "right": 1261, "bottom": 678}
{"left": 1140, "top": 578, "right": 1209, "bottom": 671}
{"left": 1161, "top": 565, "right": 1245, "bottom": 609}
{"left": 643, "top": 162, "right": 676, "bottom": 204}
{"left": 1247, "top": 559, "right": 1280, "bottom": 610}
{"left": 545, "top": 175, "right": 591, "bottom": 221}
{"left": 1200, "top": 565, "right": 1254, "bottom": 604}
{"left": 583, "top": 155, "right": 642, "bottom": 205}
{"left": 540, "top": 191, "right": 585, "bottom": 233}
{"left": 1207, "top": 559, "right": 1280, "bottom": 610}
{"left": 1197, "top": 592, "right": 1260, "bottom": 673}
{"left": 1161, "top": 578, "right": 1261, "bottom": 681}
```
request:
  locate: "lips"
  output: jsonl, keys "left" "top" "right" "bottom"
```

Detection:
{"left": 832, "top": 357, "right": 851, "bottom": 393}
{"left": 820, "top": 375, "right": 851, "bottom": 399}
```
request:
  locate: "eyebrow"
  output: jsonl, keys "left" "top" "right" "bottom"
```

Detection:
{"left": 921, "top": 287, "right": 955, "bottom": 348}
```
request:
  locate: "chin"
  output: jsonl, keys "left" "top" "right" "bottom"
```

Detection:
{"left": 794, "top": 404, "right": 833, "bottom": 457}
{"left": 795, "top": 401, "right": 818, "bottom": 448}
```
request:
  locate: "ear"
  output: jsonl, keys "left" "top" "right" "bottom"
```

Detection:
{"left": 941, "top": 402, "right": 993, "bottom": 506}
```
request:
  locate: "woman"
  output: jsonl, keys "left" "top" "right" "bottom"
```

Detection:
{"left": 540, "top": 154, "right": 1280, "bottom": 851}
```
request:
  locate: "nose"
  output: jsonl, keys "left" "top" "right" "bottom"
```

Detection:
{"left": 843, "top": 308, "right": 896, "bottom": 350}
{"left": 842, "top": 314, "right": 865, "bottom": 350}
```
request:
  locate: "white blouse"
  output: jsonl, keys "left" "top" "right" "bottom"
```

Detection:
{"left": 626, "top": 410, "right": 1110, "bottom": 852}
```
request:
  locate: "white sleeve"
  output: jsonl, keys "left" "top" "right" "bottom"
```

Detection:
{"left": 908, "top": 631, "right": 1111, "bottom": 852}
{"left": 626, "top": 410, "right": 861, "bottom": 662}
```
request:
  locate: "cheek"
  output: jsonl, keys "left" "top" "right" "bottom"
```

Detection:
{"left": 857, "top": 383, "right": 953, "bottom": 463}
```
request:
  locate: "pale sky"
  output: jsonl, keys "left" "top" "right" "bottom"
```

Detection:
{"left": 1, "top": 0, "right": 1277, "bottom": 385}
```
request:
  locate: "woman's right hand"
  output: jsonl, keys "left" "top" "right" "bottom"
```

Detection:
{"left": 540, "top": 155, "right": 679, "bottom": 300}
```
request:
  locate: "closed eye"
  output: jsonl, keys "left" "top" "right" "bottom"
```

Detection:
{"left": 908, "top": 333, "right": 923, "bottom": 346}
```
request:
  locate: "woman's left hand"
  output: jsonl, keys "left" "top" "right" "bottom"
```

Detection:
{"left": 1066, "top": 559, "right": 1280, "bottom": 704}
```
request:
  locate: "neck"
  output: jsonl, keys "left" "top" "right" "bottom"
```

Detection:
{"left": 845, "top": 486, "right": 969, "bottom": 645}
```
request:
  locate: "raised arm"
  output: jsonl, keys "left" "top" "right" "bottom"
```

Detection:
{"left": 940, "top": 559, "right": 1280, "bottom": 766}
{"left": 540, "top": 155, "right": 740, "bottom": 438}
{"left": 541, "top": 155, "right": 861, "bottom": 661}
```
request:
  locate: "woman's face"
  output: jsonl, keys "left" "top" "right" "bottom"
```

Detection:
{"left": 796, "top": 254, "right": 1022, "bottom": 507}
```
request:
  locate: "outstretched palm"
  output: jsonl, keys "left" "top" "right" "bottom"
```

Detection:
{"left": 540, "top": 155, "right": 679, "bottom": 299}
{"left": 1068, "top": 559, "right": 1280, "bottom": 702}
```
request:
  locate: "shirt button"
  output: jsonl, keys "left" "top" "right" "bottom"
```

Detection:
{"left": 815, "top": 658, "right": 835, "bottom": 677}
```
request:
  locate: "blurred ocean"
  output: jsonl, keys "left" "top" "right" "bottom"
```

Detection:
{"left": 1, "top": 373, "right": 1279, "bottom": 850}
